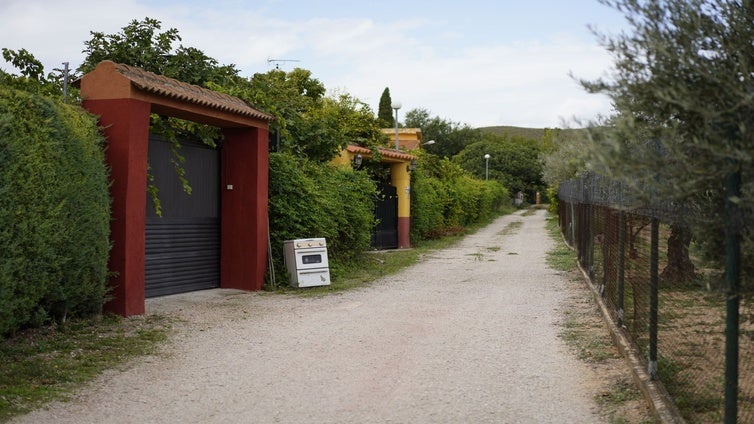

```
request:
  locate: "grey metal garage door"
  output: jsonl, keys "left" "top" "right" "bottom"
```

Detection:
{"left": 145, "top": 135, "right": 220, "bottom": 297}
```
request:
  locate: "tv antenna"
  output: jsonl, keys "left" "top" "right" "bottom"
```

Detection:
{"left": 267, "top": 58, "right": 301, "bottom": 69}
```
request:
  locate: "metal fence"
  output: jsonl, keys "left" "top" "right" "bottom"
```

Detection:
{"left": 559, "top": 173, "right": 752, "bottom": 423}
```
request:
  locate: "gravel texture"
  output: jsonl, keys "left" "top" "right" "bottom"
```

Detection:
{"left": 12, "top": 209, "right": 607, "bottom": 423}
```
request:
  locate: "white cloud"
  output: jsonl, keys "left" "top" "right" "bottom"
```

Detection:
{"left": 0, "top": 0, "right": 616, "bottom": 128}
{"left": 320, "top": 31, "right": 614, "bottom": 128}
{"left": 0, "top": 0, "right": 155, "bottom": 71}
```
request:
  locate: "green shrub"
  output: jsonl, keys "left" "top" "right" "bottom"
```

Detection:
{"left": 410, "top": 175, "right": 448, "bottom": 240}
{"left": 0, "top": 88, "right": 110, "bottom": 336}
{"left": 546, "top": 186, "right": 559, "bottom": 214}
{"left": 268, "top": 152, "right": 376, "bottom": 284}
{"left": 411, "top": 151, "right": 509, "bottom": 240}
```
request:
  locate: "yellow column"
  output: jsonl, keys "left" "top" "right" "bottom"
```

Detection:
{"left": 390, "top": 162, "right": 411, "bottom": 248}
{"left": 331, "top": 150, "right": 352, "bottom": 167}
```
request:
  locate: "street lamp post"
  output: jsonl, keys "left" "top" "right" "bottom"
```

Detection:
{"left": 392, "top": 101, "right": 402, "bottom": 150}
{"left": 484, "top": 154, "right": 490, "bottom": 180}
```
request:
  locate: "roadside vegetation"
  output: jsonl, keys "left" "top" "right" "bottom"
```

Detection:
{"left": 541, "top": 1, "right": 753, "bottom": 421}
{"left": 0, "top": 88, "right": 110, "bottom": 337}
{"left": 0, "top": 314, "right": 172, "bottom": 421}
{"left": 546, "top": 214, "right": 656, "bottom": 424}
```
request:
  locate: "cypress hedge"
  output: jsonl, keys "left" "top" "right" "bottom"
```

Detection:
{"left": 0, "top": 88, "right": 110, "bottom": 336}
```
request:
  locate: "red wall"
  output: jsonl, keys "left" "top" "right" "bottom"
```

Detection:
{"left": 82, "top": 99, "right": 270, "bottom": 316}
{"left": 398, "top": 217, "right": 411, "bottom": 249}
{"left": 220, "top": 127, "right": 270, "bottom": 291}
{"left": 83, "top": 98, "right": 151, "bottom": 316}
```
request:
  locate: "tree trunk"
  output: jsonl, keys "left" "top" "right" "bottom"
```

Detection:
{"left": 660, "top": 224, "right": 696, "bottom": 283}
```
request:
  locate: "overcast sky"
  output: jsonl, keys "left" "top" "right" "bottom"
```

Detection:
{"left": 1, "top": 0, "right": 628, "bottom": 128}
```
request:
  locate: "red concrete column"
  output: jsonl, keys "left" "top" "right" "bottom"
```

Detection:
{"left": 221, "top": 127, "right": 269, "bottom": 291}
{"left": 398, "top": 217, "right": 411, "bottom": 249}
{"left": 83, "top": 99, "right": 151, "bottom": 316}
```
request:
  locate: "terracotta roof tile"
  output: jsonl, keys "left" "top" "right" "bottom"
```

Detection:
{"left": 109, "top": 61, "right": 273, "bottom": 121}
{"left": 346, "top": 145, "right": 416, "bottom": 161}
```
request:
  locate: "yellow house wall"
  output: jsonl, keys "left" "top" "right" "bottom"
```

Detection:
{"left": 380, "top": 128, "right": 423, "bottom": 151}
{"left": 390, "top": 162, "right": 411, "bottom": 218}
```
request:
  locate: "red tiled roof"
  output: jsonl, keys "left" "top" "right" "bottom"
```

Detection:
{"left": 105, "top": 61, "right": 273, "bottom": 122}
{"left": 346, "top": 145, "right": 416, "bottom": 161}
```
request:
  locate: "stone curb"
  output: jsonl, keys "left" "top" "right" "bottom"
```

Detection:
{"left": 574, "top": 261, "right": 686, "bottom": 424}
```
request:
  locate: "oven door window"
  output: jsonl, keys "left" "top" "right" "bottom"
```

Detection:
{"left": 301, "top": 254, "right": 322, "bottom": 265}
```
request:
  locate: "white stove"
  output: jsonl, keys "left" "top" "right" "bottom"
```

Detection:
{"left": 283, "top": 238, "right": 331, "bottom": 287}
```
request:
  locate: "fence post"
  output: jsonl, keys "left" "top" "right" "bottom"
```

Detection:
{"left": 570, "top": 202, "right": 576, "bottom": 246}
{"left": 618, "top": 210, "right": 626, "bottom": 327}
{"left": 649, "top": 217, "right": 659, "bottom": 380}
{"left": 585, "top": 174, "right": 594, "bottom": 280}
{"left": 724, "top": 170, "right": 741, "bottom": 424}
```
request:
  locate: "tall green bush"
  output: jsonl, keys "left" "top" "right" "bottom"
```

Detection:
{"left": 0, "top": 88, "right": 110, "bottom": 336}
{"left": 268, "top": 152, "right": 376, "bottom": 284}
{"left": 410, "top": 175, "right": 448, "bottom": 239}
{"left": 411, "top": 151, "right": 509, "bottom": 240}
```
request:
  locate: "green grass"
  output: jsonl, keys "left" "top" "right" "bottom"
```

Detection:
{"left": 0, "top": 314, "right": 172, "bottom": 421}
{"left": 598, "top": 379, "right": 657, "bottom": 424}
{"left": 545, "top": 215, "right": 578, "bottom": 272}
{"left": 272, "top": 234, "right": 471, "bottom": 296}
{"left": 597, "top": 378, "right": 643, "bottom": 405}
{"left": 497, "top": 220, "right": 523, "bottom": 236}
{"left": 271, "top": 206, "right": 517, "bottom": 296}
{"left": 465, "top": 252, "right": 484, "bottom": 261}
{"left": 545, "top": 212, "right": 658, "bottom": 423}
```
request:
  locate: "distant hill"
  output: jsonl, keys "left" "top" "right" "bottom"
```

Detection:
{"left": 478, "top": 126, "right": 586, "bottom": 142}
{"left": 478, "top": 126, "right": 545, "bottom": 141}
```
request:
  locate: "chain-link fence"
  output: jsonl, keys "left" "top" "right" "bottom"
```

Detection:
{"left": 559, "top": 173, "right": 752, "bottom": 423}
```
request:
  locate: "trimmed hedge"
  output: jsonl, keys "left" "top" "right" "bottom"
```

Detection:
{"left": 0, "top": 88, "right": 110, "bottom": 336}
{"left": 268, "top": 152, "right": 377, "bottom": 283}
{"left": 411, "top": 151, "right": 509, "bottom": 240}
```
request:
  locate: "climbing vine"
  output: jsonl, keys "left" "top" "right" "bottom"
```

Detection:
{"left": 147, "top": 115, "right": 221, "bottom": 216}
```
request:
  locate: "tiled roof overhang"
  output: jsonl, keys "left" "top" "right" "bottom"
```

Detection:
{"left": 346, "top": 145, "right": 416, "bottom": 163}
{"left": 78, "top": 60, "right": 273, "bottom": 128}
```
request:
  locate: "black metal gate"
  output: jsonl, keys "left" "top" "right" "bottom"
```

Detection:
{"left": 372, "top": 183, "right": 398, "bottom": 249}
{"left": 145, "top": 135, "right": 220, "bottom": 297}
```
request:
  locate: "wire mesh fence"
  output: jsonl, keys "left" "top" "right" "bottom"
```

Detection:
{"left": 559, "top": 173, "right": 752, "bottom": 423}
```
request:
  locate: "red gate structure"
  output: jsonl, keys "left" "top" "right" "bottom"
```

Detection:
{"left": 79, "top": 61, "right": 273, "bottom": 316}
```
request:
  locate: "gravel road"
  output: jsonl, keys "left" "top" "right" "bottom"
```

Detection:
{"left": 13, "top": 209, "right": 607, "bottom": 423}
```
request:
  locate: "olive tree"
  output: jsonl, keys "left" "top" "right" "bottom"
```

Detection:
{"left": 581, "top": 0, "right": 753, "bottom": 286}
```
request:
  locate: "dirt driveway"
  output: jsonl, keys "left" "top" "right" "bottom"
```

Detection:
{"left": 13, "top": 209, "right": 615, "bottom": 423}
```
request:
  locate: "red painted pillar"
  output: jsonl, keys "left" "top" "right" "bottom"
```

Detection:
{"left": 83, "top": 99, "right": 151, "bottom": 316}
{"left": 221, "top": 127, "right": 269, "bottom": 291}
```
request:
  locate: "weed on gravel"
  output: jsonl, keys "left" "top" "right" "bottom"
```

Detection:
{"left": 279, "top": 208, "right": 517, "bottom": 296}
{"left": 0, "top": 314, "right": 173, "bottom": 421}
{"left": 497, "top": 220, "right": 523, "bottom": 236}
{"left": 545, "top": 213, "right": 657, "bottom": 423}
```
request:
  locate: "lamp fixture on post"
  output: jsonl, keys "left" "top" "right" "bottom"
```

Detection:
{"left": 392, "top": 101, "right": 402, "bottom": 150}
{"left": 484, "top": 153, "right": 490, "bottom": 180}
{"left": 422, "top": 140, "right": 435, "bottom": 146}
